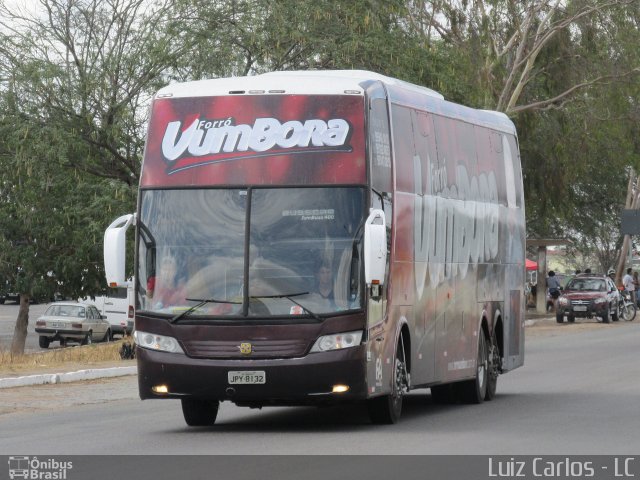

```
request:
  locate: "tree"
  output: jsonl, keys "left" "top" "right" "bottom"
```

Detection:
{"left": 0, "top": 0, "right": 188, "bottom": 185}
{"left": 0, "top": 114, "right": 136, "bottom": 354}
{"left": 407, "top": 0, "right": 640, "bottom": 114}
{"left": 169, "top": 0, "right": 438, "bottom": 85}
{"left": 0, "top": 0, "right": 160, "bottom": 353}
{"left": 418, "top": 1, "right": 640, "bottom": 256}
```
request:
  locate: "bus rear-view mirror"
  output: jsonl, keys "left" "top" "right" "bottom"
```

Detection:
{"left": 364, "top": 208, "right": 387, "bottom": 288}
{"left": 104, "top": 213, "right": 135, "bottom": 288}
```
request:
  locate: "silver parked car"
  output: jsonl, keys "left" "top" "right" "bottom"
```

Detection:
{"left": 35, "top": 302, "right": 112, "bottom": 348}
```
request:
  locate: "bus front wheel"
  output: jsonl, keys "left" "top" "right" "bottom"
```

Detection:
{"left": 367, "top": 343, "right": 407, "bottom": 424}
{"left": 181, "top": 398, "right": 219, "bottom": 427}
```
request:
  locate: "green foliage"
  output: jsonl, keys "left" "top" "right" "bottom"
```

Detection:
{"left": 0, "top": 0, "right": 639, "bottom": 295}
{"left": 0, "top": 102, "right": 136, "bottom": 300}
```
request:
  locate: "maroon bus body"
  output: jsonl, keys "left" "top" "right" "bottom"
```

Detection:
{"left": 132, "top": 73, "right": 525, "bottom": 422}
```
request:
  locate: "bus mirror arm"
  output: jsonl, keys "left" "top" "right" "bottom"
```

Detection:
{"left": 104, "top": 213, "right": 136, "bottom": 288}
{"left": 364, "top": 208, "right": 387, "bottom": 290}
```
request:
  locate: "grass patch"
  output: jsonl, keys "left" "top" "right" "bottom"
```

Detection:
{"left": 0, "top": 338, "right": 134, "bottom": 376}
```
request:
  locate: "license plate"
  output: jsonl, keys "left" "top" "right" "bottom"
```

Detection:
{"left": 573, "top": 306, "right": 587, "bottom": 312}
{"left": 51, "top": 322, "right": 66, "bottom": 328}
{"left": 228, "top": 371, "right": 266, "bottom": 385}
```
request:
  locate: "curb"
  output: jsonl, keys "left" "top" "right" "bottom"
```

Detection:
{"left": 0, "top": 366, "right": 137, "bottom": 389}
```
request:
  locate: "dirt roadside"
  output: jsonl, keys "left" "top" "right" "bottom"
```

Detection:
{"left": 0, "top": 375, "right": 139, "bottom": 417}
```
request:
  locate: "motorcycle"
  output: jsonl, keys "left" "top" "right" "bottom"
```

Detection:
{"left": 619, "top": 290, "right": 637, "bottom": 322}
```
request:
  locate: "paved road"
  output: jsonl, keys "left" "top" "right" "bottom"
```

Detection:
{"left": 1, "top": 321, "right": 639, "bottom": 454}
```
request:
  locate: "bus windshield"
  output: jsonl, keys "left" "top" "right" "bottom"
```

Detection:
{"left": 137, "top": 187, "right": 366, "bottom": 318}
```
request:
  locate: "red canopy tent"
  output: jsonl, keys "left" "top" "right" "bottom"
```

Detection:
{"left": 525, "top": 259, "right": 538, "bottom": 271}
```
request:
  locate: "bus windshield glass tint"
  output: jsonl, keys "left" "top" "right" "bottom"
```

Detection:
{"left": 137, "top": 187, "right": 365, "bottom": 317}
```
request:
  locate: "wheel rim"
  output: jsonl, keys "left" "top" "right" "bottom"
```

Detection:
{"left": 393, "top": 357, "right": 405, "bottom": 407}
{"left": 478, "top": 334, "right": 487, "bottom": 390}
{"left": 488, "top": 341, "right": 500, "bottom": 381}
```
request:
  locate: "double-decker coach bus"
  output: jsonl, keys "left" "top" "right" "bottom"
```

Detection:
{"left": 104, "top": 70, "right": 525, "bottom": 426}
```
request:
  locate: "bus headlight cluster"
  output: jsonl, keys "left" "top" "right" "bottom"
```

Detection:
{"left": 134, "top": 330, "right": 185, "bottom": 354}
{"left": 310, "top": 331, "right": 363, "bottom": 352}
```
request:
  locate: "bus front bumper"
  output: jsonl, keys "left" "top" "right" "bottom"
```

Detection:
{"left": 137, "top": 345, "right": 368, "bottom": 405}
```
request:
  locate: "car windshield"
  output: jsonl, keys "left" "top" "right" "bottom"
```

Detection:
{"left": 137, "top": 187, "right": 366, "bottom": 318}
{"left": 45, "top": 305, "right": 85, "bottom": 318}
{"left": 566, "top": 279, "right": 606, "bottom": 292}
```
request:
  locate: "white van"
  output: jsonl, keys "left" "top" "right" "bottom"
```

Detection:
{"left": 91, "top": 283, "right": 134, "bottom": 337}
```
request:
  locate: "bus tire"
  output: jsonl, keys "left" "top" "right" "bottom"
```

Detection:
{"left": 485, "top": 330, "right": 500, "bottom": 401}
{"left": 367, "top": 344, "right": 406, "bottom": 424}
{"left": 181, "top": 398, "right": 219, "bottom": 427}
{"left": 457, "top": 331, "right": 488, "bottom": 404}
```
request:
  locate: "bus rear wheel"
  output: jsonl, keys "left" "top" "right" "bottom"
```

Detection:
{"left": 485, "top": 330, "right": 500, "bottom": 401}
{"left": 367, "top": 344, "right": 407, "bottom": 424}
{"left": 457, "top": 331, "right": 489, "bottom": 404}
{"left": 181, "top": 398, "right": 219, "bottom": 427}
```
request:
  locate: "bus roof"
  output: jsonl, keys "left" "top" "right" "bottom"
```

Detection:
{"left": 156, "top": 70, "right": 444, "bottom": 99}
{"left": 155, "top": 70, "right": 515, "bottom": 135}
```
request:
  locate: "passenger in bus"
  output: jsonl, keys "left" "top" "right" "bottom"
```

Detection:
{"left": 146, "top": 254, "right": 186, "bottom": 309}
{"left": 315, "top": 261, "right": 334, "bottom": 302}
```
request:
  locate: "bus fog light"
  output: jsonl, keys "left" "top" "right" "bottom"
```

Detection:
{"left": 134, "top": 330, "right": 185, "bottom": 354}
{"left": 310, "top": 331, "right": 363, "bottom": 352}
{"left": 332, "top": 384, "right": 349, "bottom": 393}
{"left": 152, "top": 385, "right": 169, "bottom": 394}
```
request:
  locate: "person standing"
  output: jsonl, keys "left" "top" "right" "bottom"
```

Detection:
{"left": 623, "top": 268, "right": 636, "bottom": 306}
{"left": 547, "top": 270, "right": 561, "bottom": 311}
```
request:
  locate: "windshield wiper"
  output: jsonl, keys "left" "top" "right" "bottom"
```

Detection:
{"left": 170, "top": 298, "right": 242, "bottom": 323}
{"left": 250, "top": 292, "right": 323, "bottom": 322}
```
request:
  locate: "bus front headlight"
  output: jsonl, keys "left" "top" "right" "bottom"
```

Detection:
{"left": 310, "top": 331, "right": 363, "bottom": 352}
{"left": 134, "top": 330, "right": 185, "bottom": 354}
